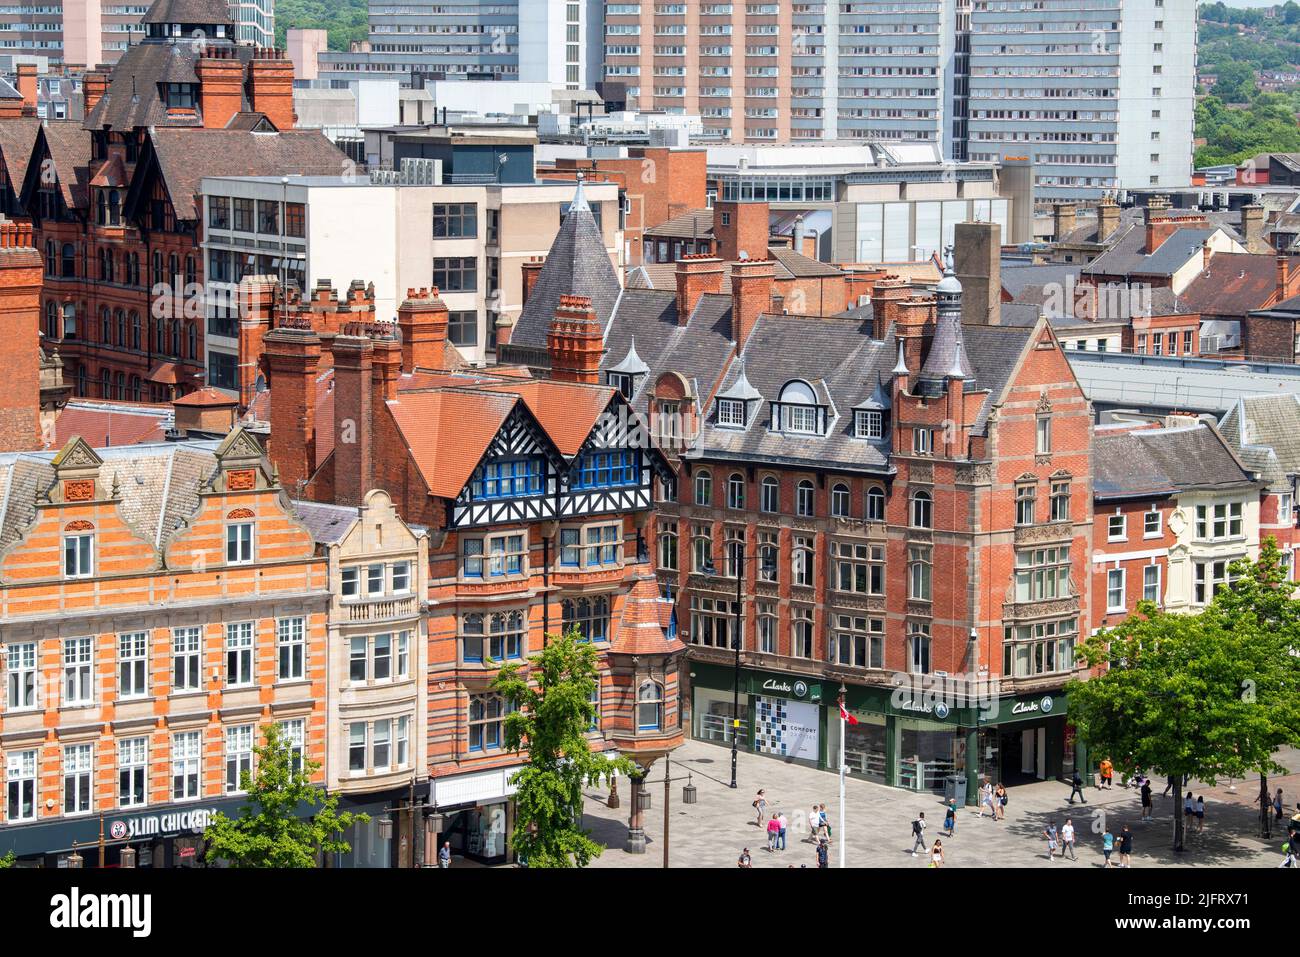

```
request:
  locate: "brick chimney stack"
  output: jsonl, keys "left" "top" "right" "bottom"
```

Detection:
{"left": 1242, "top": 203, "right": 1266, "bottom": 254}
{"left": 870, "top": 277, "right": 911, "bottom": 340}
{"left": 1097, "top": 193, "right": 1121, "bottom": 243}
{"left": 730, "top": 257, "right": 776, "bottom": 349}
{"left": 1052, "top": 202, "right": 1076, "bottom": 242}
{"left": 396, "top": 286, "right": 451, "bottom": 372}
{"left": 954, "top": 221, "right": 1002, "bottom": 325}
{"left": 263, "top": 320, "right": 322, "bottom": 495}
{"left": 0, "top": 220, "right": 42, "bottom": 452}
{"left": 82, "top": 70, "right": 108, "bottom": 120}
{"left": 237, "top": 275, "right": 278, "bottom": 410}
{"left": 248, "top": 48, "right": 296, "bottom": 130}
{"left": 196, "top": 46, "right": 244, "bottom": 130}
{"left": 330, "top": 328, "right": 374, "bottom": 506}
{"left": 521, "top": 257, "right": 544, "bottom": 308}
{"left": 15, "top": 64, "right": 37, "bottom": 116}
{"left": 548, "top": 295, "right": 604, "bottom": 384}
{"left": 371, "top": 327, "right": 401, "bottom": 406}
{"left": 675, "top": 253, "right": 725, "bottom": 324}
{"left": 714, "top": 200, "right": 770, "bottom": 263}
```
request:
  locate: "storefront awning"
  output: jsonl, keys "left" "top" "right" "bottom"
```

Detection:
{"left": 429, "top": 767, "right": 521, "bottom": 809}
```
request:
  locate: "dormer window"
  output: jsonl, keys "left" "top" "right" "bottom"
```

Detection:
{"left": 771, "top": 380, "right": 825, "bottom": 436}
{"left": 717, "top": 399, "right": 746, "bottom": 427}
{"left": 607, "top": 372, "right": 634, "bottom": 399}
{"left": 164, "top": 83, "right": 196, "bottom": 110}
{"left": 854, "top": 409, "right": 884, "bottom": 440}
{"left": 607, "top": 339, "right": 649, "bottom": 400}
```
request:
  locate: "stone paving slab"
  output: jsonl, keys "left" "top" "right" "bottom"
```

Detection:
{"left": 581, "top": 739, "right": 1296, "bottom": 869}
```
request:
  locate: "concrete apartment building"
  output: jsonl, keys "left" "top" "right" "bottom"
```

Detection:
{"left": 317, "top": 0, "right": 603, "bottom": 89}
{"left": 604, "top": 0, "right": 1195, "bottom": 200}
{"left": 0, "top": 0, "right": 272, "bottom": 69}
{"left": 199, "top": 170, "right": 622, "bottom": 373}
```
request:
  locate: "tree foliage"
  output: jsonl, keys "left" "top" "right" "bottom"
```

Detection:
{"left": 274, "top": 0, "right": 369, "bottom": 51}
{"left": 493, "top": 629, "right": 634, "bottom": 868}
{"left": 1067, "top": 539, "right": 1300, "bottom": 850}
{"left": 204, "top": 723, "right": 368, "bottom": 868}
{"left": 0, "top": 850, "right": 13, "bottom": 868}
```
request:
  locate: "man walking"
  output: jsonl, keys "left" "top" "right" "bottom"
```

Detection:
{"left": 1042, "top": 819, "right": 1060, "bottom": 861}
{"left": 1119, "top": 825, "right": 1133, "bottom": 867}
{"left": 911, "top": 812, "right": 927, "bottom": 857}
{"left": 1140, "top": 779, "right": 1153, "bottom": 821}
{"left": 1099, "top": 757, "right": 1114, "bottom": 790}
{"left": 1067, "top": 771, "right": 1087, "bottom": 804}
{"left": 438, "top": 841, "right": 451, "bottom": 869}
{"left": 816, "top": 838, "right": 829, "bottom": 869}
{"left": 807, "top": 805, "right": 820, "bottom": 844}
{"left": 1061, "top": 818, "right": 1077, "bottom": 861}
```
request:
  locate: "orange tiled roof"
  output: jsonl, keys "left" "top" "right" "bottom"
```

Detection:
{"left": 172, "top": 386, "right": 237, "bottom": 407}
{"left": 387, "top": 389, "right": 518, "bottom": 498}
{"left": 482, "top": 378, "right": 615, "bottom": 456}
{"left": 611, "top": 572, "right": 685, "bottom": 656}
{"left": 50, "top": 401, "right": 170, "bottom": 450}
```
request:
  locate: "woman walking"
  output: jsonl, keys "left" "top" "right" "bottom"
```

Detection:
{"left": 930, "top": 838, "right": 945, "bottom": 868}
{"left": 1275, "top": 788, "right": 1286, "bottom": 824}
{"left": 753, "top": 789, "right": 767, "bottom": 827}
{"left": 995, "top": 783, "right": 1008, "bottom": 821}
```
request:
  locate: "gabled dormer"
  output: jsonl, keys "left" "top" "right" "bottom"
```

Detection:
{"left": 714, "top": 357, "right": 762, "bottom": 430}
{"left": 606, "top": 337, "right": 649, "bottom": 400}
{"left": 852, "top": 376, "right": 892, "bottom": 443}
{"left": 49, "top": 437, "right": 104, "bottom": 504}
{"left": 769, "top": 378, "right": 830, "bottom": 437}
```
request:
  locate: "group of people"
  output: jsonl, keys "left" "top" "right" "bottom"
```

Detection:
{"left": 749, "top": 790, "right": 833, "bottom": 866}
{"left": 977, "top": 779, "right": 1008, "bottom": 820}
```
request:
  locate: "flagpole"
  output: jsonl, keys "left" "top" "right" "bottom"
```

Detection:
{"left": 838, "top": 683, "right": 847, "bottom": 869}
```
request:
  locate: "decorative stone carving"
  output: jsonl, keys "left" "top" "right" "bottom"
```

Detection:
{"left": 955, "top": 463, "right": 992, "bottom": 485}
{"left": 1013, "top": 522, "right": 1074, "bottom": 546}
{"left": 62, "top": 479, "right": 94, "bottom": 502}
{"left": 226, "top": 468, "right": 256, "bottom": 492}
{"left": 910, "top": 462, "right": 934, "bottom": 485}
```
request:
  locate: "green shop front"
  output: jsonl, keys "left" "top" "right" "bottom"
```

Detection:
{"left": 689, "top": 662, "right": 1077, "bottom": 800}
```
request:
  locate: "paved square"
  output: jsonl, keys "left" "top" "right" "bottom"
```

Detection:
{"left": 581, "top": 740, "right": 1297, "bottom": 868}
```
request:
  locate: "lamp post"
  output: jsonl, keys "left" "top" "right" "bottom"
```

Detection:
{"left": 703, "top": 545, "right": 776, "bottom": 790}
{"left": 377, "top": 776, "right": 422, "bottom": 868}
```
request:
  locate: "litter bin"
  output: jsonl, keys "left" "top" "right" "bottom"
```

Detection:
{"left": 944, "top": 774, "right": 967, "bottom": 806}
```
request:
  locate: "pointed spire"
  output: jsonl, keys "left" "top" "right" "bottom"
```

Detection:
{"left": 569, "top": 171, "right": 589, "bottom": 214}
{"left": 608, "top": 336, "right": 650, "bottom": 376}
{"left": 892, "top": 337, "right": 908, "bottom": 377}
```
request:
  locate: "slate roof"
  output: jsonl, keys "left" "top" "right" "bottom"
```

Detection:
{"left": 141, "top": 0, "right": 234, "bottom": 23}
{"left": 0, "top": 77, "right": 20, "bottom": 100}
{"left": 0, "top": 117, "right": 39, "bottom": 188}
{"left": 767, "top": 245, "right": 843, "bottom": 278}
{"left": 84, "top": 42, "right": 210, "bottom": 130}
{"left": 40, "top": 120, "right": 92, "bottom": 209}
{"left": 1001, "top": 262, "right": 1081, "bottom": 299}
{"left": 290, "top": 499, "right": 359, "bottom": 545}
{"left": 1219, "top": 393, "right": 1300, "bottom": 479}
{"left": 145, "top": 128, "right": 348, "bottom": 221}
{"left": 1093, "top": 422, "right": 1256, "bottom": 500}
{"left": 1179, "top": 253, "right": 1283, "bottom": 318}
{"left": 643, "top": 208, "right": 713, "bottom": 240}
{"left": 1083, "top": 223, "right": 1220, "bottom": 278}
{"left": 512, "top": 182, "right": 622, "bottom": 348}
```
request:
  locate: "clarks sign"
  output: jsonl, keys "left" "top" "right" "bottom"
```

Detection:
{"left": 761, "top": 678, "right": 809, "bottom": 698}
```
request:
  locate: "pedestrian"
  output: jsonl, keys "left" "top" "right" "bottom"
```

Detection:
{"left": 1042, "top": 819, "right": 1059, "bottom": 861}
{"left": 819, "top": 803, "right": 831, "bottom": 841}
{"left": 1281, "top": 840, "right": 1298, "bottom": 868}
{"left": 930, "top": 838, "right": 945, "bottom": 868}
{"left": 1195, "top": 794, "right": 1205, "bottom": 832}
{"left": 995, "top": 783, "right": 1008, "bottom": 820}
{"left": 1119, "top": 825, "right": 1133, "bottom": 867}
{"left": 943, "top": 798, "right": 957, "bottom": 836}
{"left": 1163, "top": 774, "right": 1177, "bottom": 797}
{"left": 1059, "top": 818, "right": 1076, "bottom": 860}
{"left": 1067, "top": 770, "right": 1087, "bottom": 804}
{"left": 753, "top": 789, "right": 767, "bottom": 826}
{"left": 438, "top": 841, "right": 451, "bottom": 869}
{"left": 738, "top": 847, "right": 752, "bottom": 868}
{"left": 1140, "top": 778, "right": 1153, "bottom": 821}
{"left": 816, "top": 838, "right": 829, "bottom": 869}
{"left": 979, "top": 778, "right": 994, "bottom": 818}
{"left": 911, "top": 812, "right": 928, "bottom": 856}
{"left": 1101, "top": 827, "right": 1115, "bottom": 868}
{"left": 766, "top": 813, "right": 780, "bottom": 852}
{"left": 1274, "top": 788, "right": 1285, "bottom": 823}
{"left": 777, "top": 810, "right": 789, "bottom": 851}
{"left": 807, "top": 805, "right": 820, "bottom": 843}
{"left": 1183, "top": 791, "right": 1195, "bottom": 832}
{"left": 1099, "top": 757, "right": 1114, "bottom": 790}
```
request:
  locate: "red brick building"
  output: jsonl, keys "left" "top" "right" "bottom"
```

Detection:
{"left": 10, "top": 0, "right": 345, "bottom": 406}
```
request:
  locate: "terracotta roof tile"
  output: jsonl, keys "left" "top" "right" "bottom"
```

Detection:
{"left": 387, "top": 390, "right": 517, "bottom": 498}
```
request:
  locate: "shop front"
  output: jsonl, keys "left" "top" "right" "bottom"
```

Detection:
{"left": 0, "top": 797, "right": 257, "bottom": 868}
{"left": 428, "top": 766, "right": 518, "bottom": 866}
{"left": 974, "top": 691, "right": 1073, "bottom": 789}
{"left": 688, "top": 662, "right": 827, "bottom": 767}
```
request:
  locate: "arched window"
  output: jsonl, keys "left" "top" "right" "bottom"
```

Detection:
{"left": 467, "top": 693, "right": 506, "bottom": 751}
{"left": 99, "top": 306, "right": 111, "bottom": 343}
{"left": 911, "top": 491, "right": 932, "bottom": 529}
{"left": 45, "top": 240, "right": 56, "bottom": 275}
{"left": 866, "top": 486, "right": 886, "bottom": 522}
{"left": 658, "top": 522, "right": 678, "bottom": 571}
{"left": 114, "top": 309, "right": 125, "bottom": 346}
{"left": 155, "top": 317, "right": 165, "bottom": 353}
{"left": 99, "top": 368, "right": 111, "bottom": 399}
{"left": 637, "top": 681, "right": 664, "bottom": 731}
{"left": 792, "top": 536, "right": 813, "bottom": 586}
{"left": 168, "top": 253, "right": 179, "bottom": 286}
{"left": 107, "top": 189, "right": 120, "bottom": 226}
{"left": 727, "top": 472, "right": 745, "bottom": 510}
{"left": 760, "top": 476, "right": 779, "bottom": 513}
{"left": 796, "top": 479, "right": 815, "bottom": 517}
{"left": 61, "top": 302, "right": 76, "bottom": 338}
{"left": 61, "top": 243, "right": 75, "bottom": 278}
{"left": 184, "top": 255, "right": 196, "bottom": 287}
{"left": 113, "top": 371, "right": 125, "bottom": 400}
{"left": 791, "top": 607, "right": 814, "bottom": 658}
{"left": 129, "top": 252, "right": 140, "bottom": 286}
{"left": 777, "top": 380, "right": 820, "bottom": 434}
{"left": 130, "top": 312, "right": 141, "bottom": 351}
{"left": 104, "top": 248, "right": 113, "bottom": 283}
{"left": 152, "top": 250, "right": 163, "bottom": 287}
{"left": 74, "top": 364, "right": 87, "bottom": 396}
{"left": 694, "top": 470, "right": 712, "bottom": 506}
{"left": 186, "top": 321, "right": 196, "bottom": 360}
{"left": 831, "top": 482, "right": 850, "bottom": 518}
{"left": 171, "top": 320, "right": 181, "bottom": 357}
{"left": 692, "top": 525, "right": 712, "bottom": 573}
{"left": 44, "top": 301, "right": 58, "bottom": 340}
{"left": 129, "top": 375, "right": 141, "bottom": 402}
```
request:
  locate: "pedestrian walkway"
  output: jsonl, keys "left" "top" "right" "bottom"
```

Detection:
{"left": 581, "top": 739, "right": 1291, "bottom": 868}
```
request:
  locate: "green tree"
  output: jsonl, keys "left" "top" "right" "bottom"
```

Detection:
{"left": 493, "top": 629, "right": 634, "bottom": 868}
{"left": 204, "top": 723, "right": 368, "bottom": 867}
{"left": 1214, "top": 60, "right": 1258, "bottom": 103}
{"left": 0, "top": 850, "right": 14, "bottom": 868}
{"left": 1068, "top": 542, "right": 1300, "bottom": 852}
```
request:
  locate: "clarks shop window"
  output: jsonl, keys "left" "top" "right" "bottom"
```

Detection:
{"left": 896, "top": 717, "right": 956, "bottom": 792}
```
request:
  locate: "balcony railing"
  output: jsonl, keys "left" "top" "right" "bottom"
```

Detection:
{"left": 343, "top": 596, "right": 418, "bottom": 623}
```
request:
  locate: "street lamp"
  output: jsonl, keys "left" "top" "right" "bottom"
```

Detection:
{"left": 702, "top": 544, "right": 777, "bottom": 790}
{"left": 376, "top": 777, "right": 422, "bottom": 867}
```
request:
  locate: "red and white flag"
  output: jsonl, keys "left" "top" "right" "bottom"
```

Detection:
{"left": 839, "top": 702, "right": 859, "bottom": 726}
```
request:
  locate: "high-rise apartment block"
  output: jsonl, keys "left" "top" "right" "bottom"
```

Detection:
{"left": 318, "top": 0, "right": 602, "bottom": 89}
{"left": 606, "top": 0, "right": 1195, "bottom": 200}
